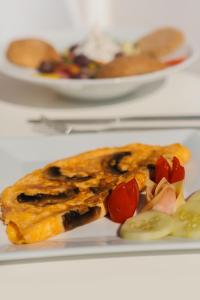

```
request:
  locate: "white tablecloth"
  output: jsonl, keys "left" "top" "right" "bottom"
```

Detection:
{"left": 1, "top": 70, "right": 200, "bottom": 299}
{"left": 1, "top": 71, "right": 200, "bottom": 136}
{"left": 1, "top": 253, "right": 200, "bottom": 300}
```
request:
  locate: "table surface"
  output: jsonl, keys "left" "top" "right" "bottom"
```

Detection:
{"left": 1, "top": 71, "right": 200, "bottom": 136}
{"left": 1, "top": 65, "right": 200, "bottom": 299}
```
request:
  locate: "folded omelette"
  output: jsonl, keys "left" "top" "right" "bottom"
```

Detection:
{"left": 0, "top": 142, "right": 190, "bottom": 244}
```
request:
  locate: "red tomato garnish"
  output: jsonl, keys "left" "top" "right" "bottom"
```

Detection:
{"left": 107, "top": 178, "right": 139, "bottom": 223}
{"left": 155, "top": 156, "right": 171, "bottom": 183}
{"left": 170, "top": 156, "right": 185, "bottom": 183}
{"left": 155, "top": 156, "right": 185, "bottom": 184}
{"left": 165, "top": 57, "right": 186, "bottom": 67}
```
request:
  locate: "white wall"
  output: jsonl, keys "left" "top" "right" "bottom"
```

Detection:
{"left": 0, "top": 0, "right": 199, "bottom": 45}
{"left": 110, "top": 0, "right": 199, "bottom": 44}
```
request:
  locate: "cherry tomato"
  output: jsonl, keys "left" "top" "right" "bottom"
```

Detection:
{"left": 155, "top": 156, "right": 185, "bottom": 184}
{"left": 170, "top": 156, "right": 185, "bottom": 183}
{"left": 165, "top": 57, "right": 186, "bottom": 67}
{"left": 155, "top": 156, "right": 171, "bottom": 183}
{"left": 107, "top": 178, "right": 139, "bottom": 223}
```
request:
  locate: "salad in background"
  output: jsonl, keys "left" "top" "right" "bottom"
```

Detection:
{"left": 6, "top": 27, "right": 187, "bottom": 80}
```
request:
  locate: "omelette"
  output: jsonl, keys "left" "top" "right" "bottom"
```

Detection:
{"left": 0, "top": 142, "right": 190, "bottom": 244}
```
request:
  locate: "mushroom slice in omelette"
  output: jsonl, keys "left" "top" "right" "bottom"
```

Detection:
{"left": 0, "top": 142, "right": 190, "bottom": 244}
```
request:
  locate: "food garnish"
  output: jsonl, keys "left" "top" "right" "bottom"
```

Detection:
{"left": 120, "top": 156, "right": 200, "bottom": 241}
{"left": 143, "top": 178, "right": 185, "bottom": 215}
{"left": 155, "top": 156, "right": 185, "bottom": 184}
{"left": 155, "top": 156, "right": 171, "bottom": 183}
{"left": 173, "top": 191, "right": 200, "bottom": 239}
{"left": 121, "top": 191, "right": 200, "bottom": 240}
{"left": 120, "top": 211, "right": 174, "bottom": 240}
{"left": 119, "top": 155, "right": 191, "bottom": 241}
{"left": 141, "top": 156, "right": 185, "bottom": 214}
{"left": 170, "top": 156, "right": 185, "bottom": 183}
{"left": 107, "top": 178, "right": 139, "bottom": 223}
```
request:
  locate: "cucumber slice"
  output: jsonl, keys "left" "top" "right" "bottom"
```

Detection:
{"left": 120, "top": 211, "right": 174, "bottom": 241}
{"left": 173, "top": 191, "right": 200, "bottom": 239}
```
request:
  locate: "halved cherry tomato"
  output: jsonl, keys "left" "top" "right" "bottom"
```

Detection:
{"left": 165, "top": 57, "right": 186, "bottom": 67}
{"left": 155, "top": 156, "right": 185, "bottom": 184}
{"left": 170, "top": 156, "right": 185, "bottom": 183}
{"left": 155, "top": 156, "right": 171, "bottom": 183}
{"left": 107, "top": 178, "right": 139, "bottom": 223}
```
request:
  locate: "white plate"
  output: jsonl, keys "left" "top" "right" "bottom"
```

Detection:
{"left": 0, "top": 30, "right": 198, "bottom": 101}
{"left": 0, "top": 129, "right": 200, "bottom": 262}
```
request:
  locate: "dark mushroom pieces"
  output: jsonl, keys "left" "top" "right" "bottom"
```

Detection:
{"left": 89, "top": 186, "right": 106, "bottom": 194}
{"left": 17, "top": 187, "right": 80, "bottom": 206}
{"left": 62, "top": 206, "right": 101, "bottom": 230}
{"left": 45, "top": 166, "right": 93, "bottom": 182}
{"left": 107, "top": 151, "right": 132, "bottom": 174}
{"left": 147, "top": 163, "right": 156, "bottom": 181}
{"left": 138, "top": 161, "right": 156, "bottom": 181}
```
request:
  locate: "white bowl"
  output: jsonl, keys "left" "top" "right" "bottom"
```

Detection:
{"left": 0, "top": 30, "right": 198, "bottom": 101}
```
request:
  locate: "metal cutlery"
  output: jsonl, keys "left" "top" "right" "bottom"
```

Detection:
{"left": 28, "top": 115, "right": 200, "bottom": 134}
{"left": 29, "top": 114, "right": 200, "bottom": 124}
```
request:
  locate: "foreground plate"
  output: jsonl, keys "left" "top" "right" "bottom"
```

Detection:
{"left": 0, "top": 30, "right": 198, "bottom": 100}
{"left": 0, "top": 129, "right": 200, "bottom": 261}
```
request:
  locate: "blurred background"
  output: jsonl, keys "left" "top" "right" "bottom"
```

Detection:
{"left": 0, "top": 0, "right": 198, "bottom": 41}
{"left": 0, "top": 0, "right": 199, "bottom": 73}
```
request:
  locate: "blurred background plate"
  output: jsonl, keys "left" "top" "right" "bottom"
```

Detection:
{"left": 0, "top": 29, "right": 198, "bottom": 101}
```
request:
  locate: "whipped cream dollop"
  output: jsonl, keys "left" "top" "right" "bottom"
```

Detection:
{"left": 74, "top": 29, "right": 121, "bottom": 63}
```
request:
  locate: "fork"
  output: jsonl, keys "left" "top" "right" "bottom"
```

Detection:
{"left": 28, "top": 115, "right": 200, "bottom": 134}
